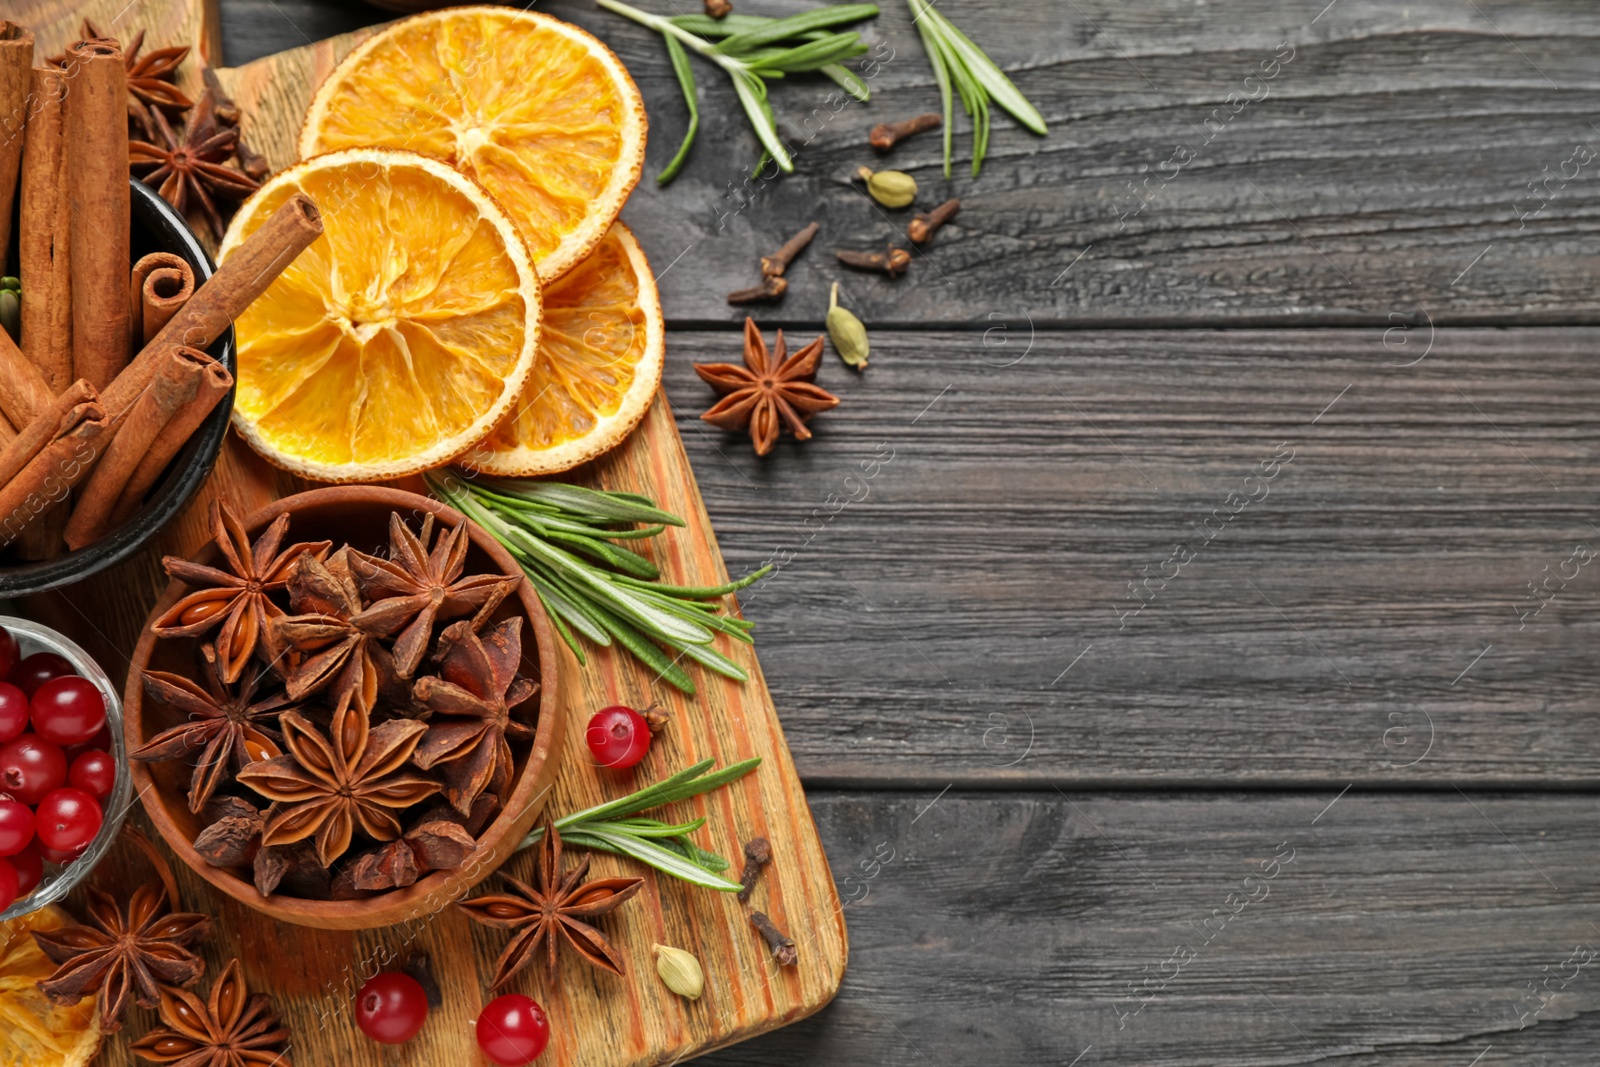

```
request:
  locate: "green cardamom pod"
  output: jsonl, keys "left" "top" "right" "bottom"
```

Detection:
{"left": 826, "top": 282, "right": 869, "bottom": 370}
{"left": 653, "top": 943, "right": 704, "bottom": 1000}
{"left": 0, "top": 290, "right": 18, "bottom": 343}
{"left": 857, "top": 166, "right": 917, "bottom": 209}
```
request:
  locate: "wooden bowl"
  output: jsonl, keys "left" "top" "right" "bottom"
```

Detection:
{"left": 123, "top": 486, "right": 564, "bottom": 929}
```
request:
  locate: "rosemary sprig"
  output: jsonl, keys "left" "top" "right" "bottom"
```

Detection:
{"left": 520, "top": 757, "right": 763, "bottom": 891}
{"left": 905, "top": 0, "right": 1046, "bottom": 176}
{"left": 425, "top": 471, "right": 768, "bottom": 695}
{"left": 597, "top": 0, "right": 880, "bottom": 183}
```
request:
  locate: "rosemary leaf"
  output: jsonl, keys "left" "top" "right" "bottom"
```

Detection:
{"left": 659, "top": 33, "right": 700, "bottom": 184}
{"left": 713, "top": 4, "right": 881, "bottom": 54}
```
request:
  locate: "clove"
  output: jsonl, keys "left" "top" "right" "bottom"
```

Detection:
{"left": 705, "top": 0, "right": 733, "bottom": 15}
{"left": 836, "top": 246, "right": 911, "bottom": 279}
{"left": 869, "top": 112, "right": 942, "bottom": 152}
{"left": 737, "top": 836, "right": 773, "bottom": 903}
{"left": 761, "top": 221, "right": 820, "bottom": 278}
{"left": 750, "top": 911, "right": 798, "bottom": 966}
{"left": 402, "top": 950, "right": 444, "bottom": 1010}
{"left": 641, "top": 702, "right": 672, "bottom": 732}
{"left": 909, "top": 198, "right": 961, "bottom": 245}
{"left": 727, "top": 274, "right": 789, "bottom": 305}
{"left": 202, "top": 66, "right": 271, "bottom": 181}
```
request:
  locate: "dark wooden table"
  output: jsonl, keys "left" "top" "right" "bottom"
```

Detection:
{"left": 220, "top": 1, "right": 1600, "bottom": 1062}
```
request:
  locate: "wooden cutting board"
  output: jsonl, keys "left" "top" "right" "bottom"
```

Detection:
{"left": 9, "top": 2, "right": 847, "bottom": 1065}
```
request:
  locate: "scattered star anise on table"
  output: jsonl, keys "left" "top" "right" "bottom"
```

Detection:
{"left": 411, "top": 617, "right": 539, "bottom": 815}
{"left": 128, "top": 958, "right": 292, "bottom": 1067}
{"left": 274, "top": 549, "right": 391, "bottom": 716}
{"left": 694, "top": 317, "right": 839, "bottom": 456}
{"left": 31, "top": 883, "right": 211, "bottom": 1032}
{"left": 153, "top": 502, "right": 331, "bottom": 684}
{"left": 458, "top": 820, "right": 644, "bottom": 988}
{"left": 129, "top": 91, "right": 262, "bottom": 240}
{"left": 130, "top": 645, "right": 294, "bottom": 813}
{"left": 236, "top": 707, "right": 440, "bottom": 868}
{"left": 349, "top": 513, "right": 521, "bottom": 679}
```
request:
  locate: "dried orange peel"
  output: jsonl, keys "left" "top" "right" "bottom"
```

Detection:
{"left": 300, "top": 7, "right": 646, "bottom": 283}
{"left": 219, "top": 149, "right": 542, "bottom": 482}
{"left": 459, "top": 222, "right": 663, "bottom": 477}
{"left": 0, "top": 906, "right": 101, "bottom": 1067}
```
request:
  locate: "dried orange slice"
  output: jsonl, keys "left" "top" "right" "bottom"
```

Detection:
{"left": 0, "top": 905, "right": 100, "bottom": 1067}
{"left": 219, "top": 149, "right": 541, "bottom": 482}
{"left": 458, "top": 222, "right": 663, "bottom": 476}
{"left": 300, "top": 7, "right": 647, "bottom": 283}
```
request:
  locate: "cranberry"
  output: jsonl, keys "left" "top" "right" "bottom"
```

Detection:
{"left": 30, "top": 677, "right": 106, "bottom": 746}
{"left": 10, "top": 841, "right": 41, "bottom": 894}
{"left": 34, "top": 788, "right": 101, "bottom": 853}
{"left": 0, "top": 684, "right": 27, "bottom": 743}
{"left": 476, "top": 994, "right": 549, "bottom": 1065}
{"left": 584, "top": 705, "right": 651, "bottom": 770}
{"left": 12, "top": 652, "right": 74, "bottom": 698}
{"left": 0, "top": 627, "right": 18, "bottom": 683}
{"left": 68, "top": 750, "right": 116, "bottom": 799}
{"left": 0, "top": 735, "right": 67, "bottom": 805}
{"left": 38, "top": 841, "right": 86, "bottom": 865}
{"left": 0, "top": 799, "right": 33, "bottom": 857}
{"left": 0, "top": 857, "right": 16, "bottom": 910}
{"left": 355, "top": 972, "right": 430, "bottom": 1044}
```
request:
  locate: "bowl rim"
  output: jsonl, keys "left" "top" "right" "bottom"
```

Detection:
{"left": 0, "top": 616, "right": 131, "bottom": 922}
{"left": 123, "top": 485, "right": 563, "bottom": 927}
{"left": 0, "top": 180, "right": 236, "bottom": 598}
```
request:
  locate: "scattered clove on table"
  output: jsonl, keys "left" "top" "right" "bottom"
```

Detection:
{"left": 909, "top": 198, "right": 961, "bottom": 245}
{"left": 836, "top": 246, "right": 911, "bottom": 278}
{"left": 750, "top": 911, "right": 798, "bottom": 966}
{"left": 760, "top": 221, "right": 819, "bottom": 278}
{"left": 737, "top": 836, "right": 773, "bottom": 903}
{"left": 727, "top": 274, "right": 788, "bottom": 305}
{"left": 869, "top": 112, "right": 942, "bottom": 152}
{"left": 705, "top": 0, "right": 733, "bottom": 16}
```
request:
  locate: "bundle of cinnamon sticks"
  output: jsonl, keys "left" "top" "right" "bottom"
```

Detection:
{"left": 0, "top": 21, "right": 323, "bottom": 560}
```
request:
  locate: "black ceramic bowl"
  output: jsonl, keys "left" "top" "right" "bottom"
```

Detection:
{"left": 0, "top": 180, "right": 235, "bottom": 596}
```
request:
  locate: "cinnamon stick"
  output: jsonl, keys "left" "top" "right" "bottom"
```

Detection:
{"left": 0, "top": 399, "right": 109, "bottom": 549}
{"left": 0, "top": 379, "right": 95, "bottom": 489}
{"left": 0, "top": 23, "right": 33, "bottom": 262}
{"left": 103, "top": 193, "right": 322, "bottom": 419}
{"left": 64, "top": 347, "right": 210, "bottom": 549}
{"left": 18, "top": 66, "right": 72, "bottom": 393}
{"left": 65, "top": 39, "right": 131, "bottom": 390}
{"left": 109, "top": 354, "right": 232, "bottom": 526}
{"left": 0, "top": 324, "right": 57, "bottom": 431}
{"left": 130, "top": 253, "right": 195, "bottom": 344}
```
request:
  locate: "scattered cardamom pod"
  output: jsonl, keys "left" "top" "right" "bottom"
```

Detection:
{"left": 0, "top": 280, "right": 18, "bottom": 343}
{"left": 856, "top": 166, "right": 917, "bottom": 209}
{"left": 653, "top": 943, "right": 705, "bottom": 1000}
{"left": 826, "top": 283, "right": 869, "bottom": 371}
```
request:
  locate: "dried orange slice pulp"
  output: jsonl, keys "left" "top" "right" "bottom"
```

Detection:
{"left": 0, "top": 905, "right": 100, "bottom": 1067}
{"left": 300, "top": 7, "right": 647, "bottom": 283}
{"left": 219, "top": 149, "right": 541, "bottom": 482}
{"left": 460, "top": 222, "right": 663, "bottom": 476}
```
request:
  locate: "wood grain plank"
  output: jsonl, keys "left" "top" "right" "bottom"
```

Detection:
{"left": 661, "top": 326, "right": 1600, "bottom": 787}
{"left": 222, "top": 0, "right": 1600, "bottom": 327}
{"left": 692, "top": 789, "right": 1600, "bottom": 1067}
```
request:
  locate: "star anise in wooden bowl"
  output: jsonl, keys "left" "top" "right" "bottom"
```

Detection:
{"left": 123, "top": 486, "right": 565, "bottom": 931}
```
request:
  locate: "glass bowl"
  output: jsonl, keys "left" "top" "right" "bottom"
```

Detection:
{"left": 0, "top": 616, "right": 130, "bottom": 921}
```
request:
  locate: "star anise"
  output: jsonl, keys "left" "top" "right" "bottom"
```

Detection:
{"left": 129, "top": 958, "right": 292, "bottom": 1067}
{"left": 49, "top": 22, "right": 193, "bottom": 134}
{"left": 694, "top": 316, "right": 840, "bottom": 456}
{"left": 131, "top": 646, "right": 294, "bottom": 813}
{"left": 411, "top": 617, "right": 539, "bottom": 815}
{"left": 458, "top": 820, "right": 644, "bottom": 988}
{"left": 236, "top": 707, "right": 440, "bottom": 868}
{"left": 272, "top": 550, "right": 390, "bottom": 716}
{"left": 153, "top": 502, "right": 332, "bottom": 684}
{"left": 130, "top": 90, "right": 261, "bottom": 239}
{"left": 349, "top": 513, "right": 520, "bottom": 679}
{"left": 32, "top": 883, "right": 210, "bottom": 1033}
